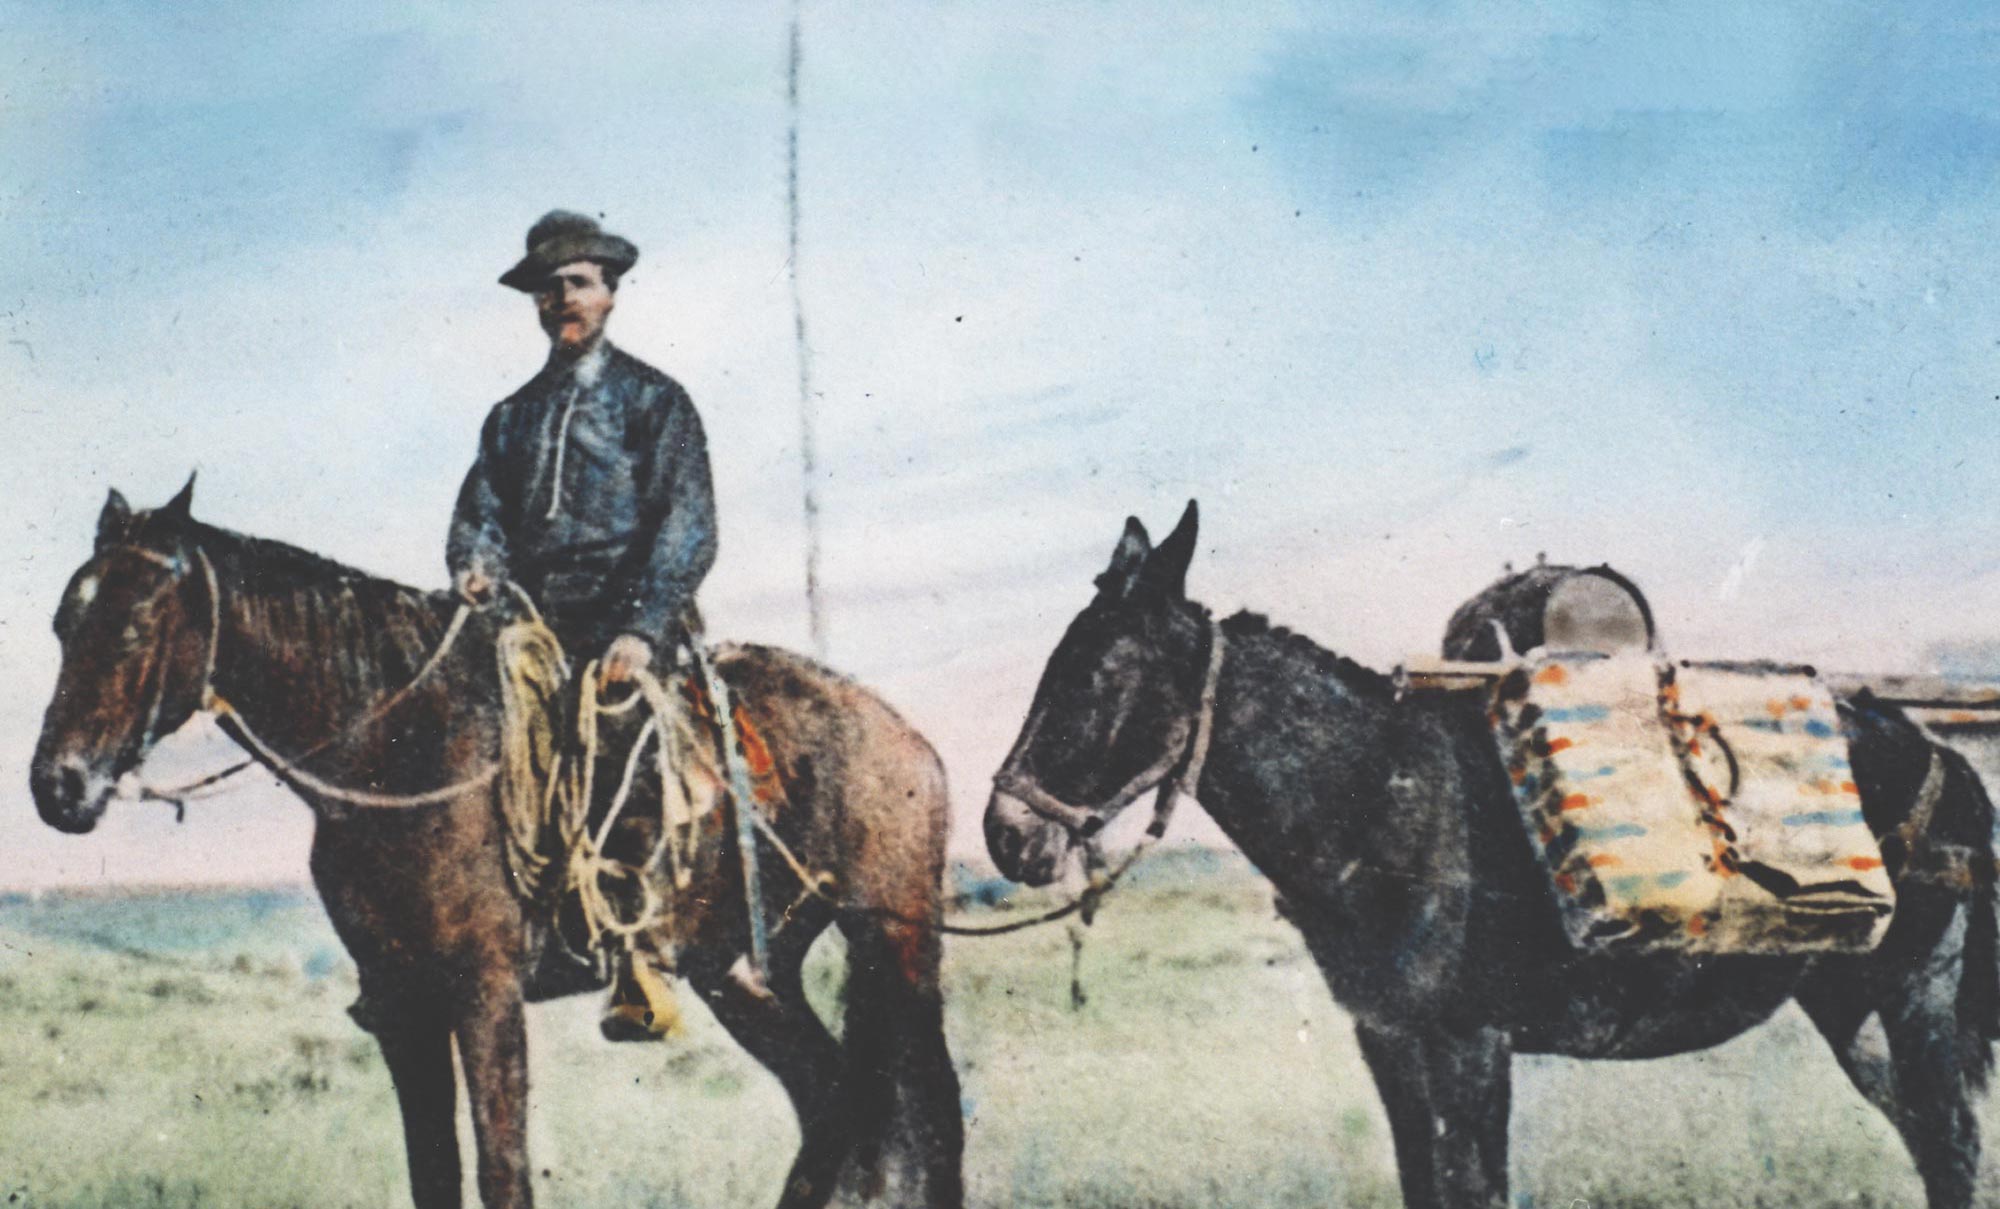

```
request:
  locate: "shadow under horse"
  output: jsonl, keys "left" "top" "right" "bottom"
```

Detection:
{"left": 985, "top": 501, "right": 2000, "bottom": 1209}
{"left": 29, "top": 478, "right": 965, "bottom": 1209}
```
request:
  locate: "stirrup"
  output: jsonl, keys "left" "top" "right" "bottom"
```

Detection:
{"left": 599, "top": 953, "right": 684, "bottom": 1043}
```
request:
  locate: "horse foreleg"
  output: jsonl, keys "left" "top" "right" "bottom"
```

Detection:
{"left": 1356, "top": 1020, "right": 1511, "bottom": 1209}
{"left": 455, "top": 975, "right": 535, "bottom": 1209}
{"left": 367, "top": 1002, "right": 463, "bottom": 1209}
{"left": 1427, "top": 1024, "right": 1511, "bottom": 1209}
{"left": 1355, "top": 1021, "right": 1440, "bottom": 1209}
{"left": 1798, "top": 982, "right": 1901, "bottom": 1120}
{"left": 841, "top": 920, "right": 966, "bottom": 1209}
{"left": 1885, "top": 983, "right": 1982, "bottom": 1209}
{"left": 1804, "top": 927, "right": 1981, "bottom": 1208}
{"left": 691, "top": 951, "right": 853, "bottom": 1209}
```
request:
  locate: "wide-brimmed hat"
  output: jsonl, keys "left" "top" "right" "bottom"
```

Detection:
{"left": 498, "top": 210, "right": 639, "bottom": 292}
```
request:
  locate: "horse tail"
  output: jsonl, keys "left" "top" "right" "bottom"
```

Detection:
{"left": 1941, "top": 745, "right": 2000, "bottom": 1090}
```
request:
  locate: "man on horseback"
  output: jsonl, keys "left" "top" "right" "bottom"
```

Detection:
{"left": 448, "top": 209, "right": 718, "bottom": 1039}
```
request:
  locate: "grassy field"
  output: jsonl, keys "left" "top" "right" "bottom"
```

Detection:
{"left": 1, "top": 852, "right": 1995, "bottom": 1208}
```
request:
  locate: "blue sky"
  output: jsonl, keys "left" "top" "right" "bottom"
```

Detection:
{"left": 3, "top": 1, "right": 1997, "bottom": 886}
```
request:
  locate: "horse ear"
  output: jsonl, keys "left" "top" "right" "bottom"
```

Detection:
{"left": 157, "top": 471, "right": 197, "bottom": 524}
{"left": 1139, "top": 499, "right": 1199, "bottom": 599}
{"left": 96, "top": 488, "right": 133, "bottom": 548}
{"left": 1095, "top": 516, "right": 1152, "bottom": 598}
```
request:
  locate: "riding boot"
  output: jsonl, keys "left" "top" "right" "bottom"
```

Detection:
{"left": 523, "top": 934, "right": 607, "bottom": 1003}
{"left": 599, "top": 948, "right": 684, "bottom": 1042}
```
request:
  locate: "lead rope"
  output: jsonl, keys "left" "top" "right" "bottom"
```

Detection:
{"left": 1062, "top": 618, "right": 1224, "bottom": 1005}
{"left": 783, "top": 617, "right": 1227, "bottom": 944}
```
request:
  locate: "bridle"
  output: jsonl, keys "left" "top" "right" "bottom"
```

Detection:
{"left": 96, "top": 544, "right": 219, "bottom": 758}
{"left": 991, "top": 611, "right": 1226, "bottom": 847}
{"left": 102, "top": 542, "right": 484, "bottom": 813}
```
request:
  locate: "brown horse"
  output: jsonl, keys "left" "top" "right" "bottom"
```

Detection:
{"left": 28, "top": 477, "right": 965, "bottom": 1209}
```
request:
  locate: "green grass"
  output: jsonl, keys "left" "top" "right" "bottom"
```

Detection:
{"left": 0, "top": 859, "right": 1994, "bottom": 1207}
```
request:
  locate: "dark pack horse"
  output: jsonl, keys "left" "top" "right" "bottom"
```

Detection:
{"left": 985, "top": 502, "right": 2000, "bottom": 1209}
{"left": 29, "top": 478, "right": 965, "bottom": 1209}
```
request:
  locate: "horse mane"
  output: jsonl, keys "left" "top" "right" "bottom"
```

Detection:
{"left": 1219, "top": 610, "right": 1396, "bottom": 699}
{"left": 189, "top": 519, "right": 456, "bottom": 701}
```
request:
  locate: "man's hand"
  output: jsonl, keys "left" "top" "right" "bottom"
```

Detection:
{"left": 600, "top": 634, "right": 653, "bottom": 685}
{"left": 455, "top": 568, "right": 496, "bottom": 607}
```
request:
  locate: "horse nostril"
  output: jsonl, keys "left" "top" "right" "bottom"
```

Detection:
{"left": 60, "top": 763, "right": 87, "bottom": 805}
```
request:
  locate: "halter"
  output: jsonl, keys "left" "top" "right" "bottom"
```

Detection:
{"left": 991, "top": 611, "right": 1226, "bottom": 844}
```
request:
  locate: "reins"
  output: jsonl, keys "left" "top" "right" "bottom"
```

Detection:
{"left": 118, "top": 539, "right": 1231, "bottom": 948}
{"left": 128, "top": 545, "right": 490, "bottom": 813}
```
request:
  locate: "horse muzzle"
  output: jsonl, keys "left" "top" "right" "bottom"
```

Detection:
{"left": 30, "top": 751, "right": 113, "bottom": 834}
{"left": 983, "top": 787, "right": 1079, "bottom": 887}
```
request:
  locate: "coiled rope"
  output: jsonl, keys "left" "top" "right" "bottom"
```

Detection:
{"left": 495, "top": 614, "right": 728, "bottom": 955}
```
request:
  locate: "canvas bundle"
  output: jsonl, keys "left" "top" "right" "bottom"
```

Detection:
{"left": 1493, "top": 651, "right": 1894, "bottom": 954}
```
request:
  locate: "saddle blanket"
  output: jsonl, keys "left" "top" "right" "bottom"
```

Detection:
{"left": 1493, "top": 651, "right": 1894, "bottom": 954}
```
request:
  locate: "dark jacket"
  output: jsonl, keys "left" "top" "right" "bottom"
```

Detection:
{"left": 448, "top": 342, "right": 717, "bottom": 655}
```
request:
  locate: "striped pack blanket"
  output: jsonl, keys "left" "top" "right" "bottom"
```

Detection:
{"left": 1493, "top": 650, "right": 1894, "bottom": 954}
